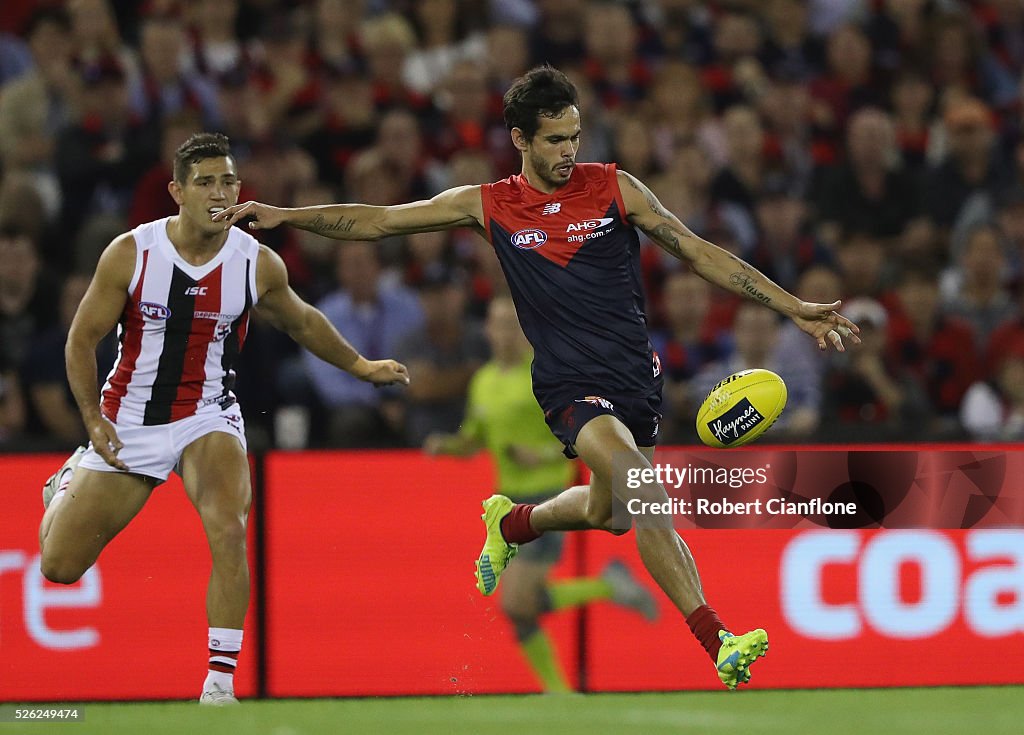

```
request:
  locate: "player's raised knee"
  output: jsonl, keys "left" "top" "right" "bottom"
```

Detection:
{"left": 39, "top": 554, "right": 87, "bottom": 585}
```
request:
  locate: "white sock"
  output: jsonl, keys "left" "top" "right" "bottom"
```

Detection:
{"left": 205, "top": 627, "right": 243, "bottom": 692}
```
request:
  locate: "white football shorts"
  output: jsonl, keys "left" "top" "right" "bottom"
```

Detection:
{"left": 77, "top": 404, "right": 247, "bottom": 482}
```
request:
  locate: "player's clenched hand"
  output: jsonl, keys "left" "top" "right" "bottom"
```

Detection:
{"left": 87, "top": 418, "right": 128, "bottom": 471}
{"left": 791, "top": 300, "right": 862, "bottom": 352}
{"left": 355, "top": 359, "right": 411, "bottom": 386}
{"left": 212, "top": 201, "right": 287, "bottom": 231}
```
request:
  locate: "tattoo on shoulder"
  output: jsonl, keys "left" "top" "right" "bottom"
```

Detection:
{"left": 310, "top": 214, "right": 356, "bottom": 235}
{"left": 730, "top": 271, "right": 772, "bottom": 305}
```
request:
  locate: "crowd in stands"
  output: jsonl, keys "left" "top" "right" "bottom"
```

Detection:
{"left": 3, "top": 0, "right": 1024, "bottom": 450}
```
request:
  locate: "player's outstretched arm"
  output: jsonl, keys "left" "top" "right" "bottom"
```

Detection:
{"left": 254, "top": 245, "right": 410, "bottom": 386}
{"left": 213, "top": 186, "right": 485, "bottom": 241}
{"left": 617, "top": 169, "right": 861, "bottom": 352}
{"left": 66, "top": 235, "right": 135, "bottom": 470}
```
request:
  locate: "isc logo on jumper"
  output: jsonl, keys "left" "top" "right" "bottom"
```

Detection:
{"left": 566, "top": 218, "right": 614, "bottom": 232}
{"left": 185, "top": 286, "right": 208, "bottom": 296}
{"left": 140, "top": 302, "right": 171, "bottom": 320}
{"left": 511, "top": 228, "right": 548, "bottom": 250}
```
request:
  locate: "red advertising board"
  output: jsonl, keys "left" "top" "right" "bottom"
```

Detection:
{"left": 0, "top": 454, "right": 258, "bottom": 701}
{"left": 263, "top": 451, "right": 581, "bottom": 696}
{"left": 584, "top": 528, "right": 1024, "bottom": 690}
{"left": 2, "top": 449, "right": 1022, "bottom": 701}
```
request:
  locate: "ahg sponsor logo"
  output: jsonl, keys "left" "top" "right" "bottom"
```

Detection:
{"left": 511, "top": 228, "right": 548, "bottom": 250}
{"left": 566, "top": 218, "right": 614, "bottom": 232}
{"left": 139, "top": 302, "right": 171, "bottom": 320}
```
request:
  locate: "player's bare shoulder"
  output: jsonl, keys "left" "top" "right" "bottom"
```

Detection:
{"left": 428, "top": 184, "right": 486, "bottom": 232}
{"left": 94, "top": 232, "right": 140, "bottom": 291}
{"left": 253, "top": 242, "right": 288, "bottom": 300}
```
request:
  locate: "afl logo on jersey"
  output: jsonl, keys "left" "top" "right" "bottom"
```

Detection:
{"left": 140, "top": 302, "right": 172, "bottom": 320}
{"left": 511, "top": 228, "right": 548, "bottom": 250}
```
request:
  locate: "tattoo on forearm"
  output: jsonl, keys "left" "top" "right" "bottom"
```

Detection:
{"left": 730, "top": 272, "right": 772, "bottom": 305}
{"left": 309, "top": 213, "right": 356, "bottom": 235}
{"left": 648, "top": 223, "right": 686, "bottom": 258}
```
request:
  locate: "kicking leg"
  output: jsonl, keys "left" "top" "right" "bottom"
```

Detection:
{"left": 573, "top": 416, "right": 768, "bottom": 688}
{"left": 180, "top": 430, "right": 251, "bottom": 705}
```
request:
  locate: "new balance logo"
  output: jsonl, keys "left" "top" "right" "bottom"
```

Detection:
{"left": 185, "top": 286, "right": 208, "bottom": 296}
{"left": 542, "top": 202, "right": 561, "bottom": 215}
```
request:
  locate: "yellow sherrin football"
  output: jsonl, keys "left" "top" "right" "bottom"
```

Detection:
{"left": 696, "top": 369, "right": 787, "bottom": 448}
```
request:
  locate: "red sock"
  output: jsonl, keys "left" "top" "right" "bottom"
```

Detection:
{"left": 686, "top": 604, "right": 727, "bottom": 662}
{"left": 499, "top": 503, "right": 540, "bottom": 544}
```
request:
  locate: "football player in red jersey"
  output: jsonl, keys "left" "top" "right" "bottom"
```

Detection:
{"left": 215, "top": 66, "right": 859, "bottom": 688}
{"left": 39, "top": 133, "right": 409, "bottom": 705}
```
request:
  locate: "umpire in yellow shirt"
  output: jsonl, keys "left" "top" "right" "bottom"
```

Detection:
{"left": 425, "top": 297, "right": 656, "bottom": 693}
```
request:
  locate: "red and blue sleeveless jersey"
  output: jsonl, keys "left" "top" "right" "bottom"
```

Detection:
{"left": 481, "top": 163, "right": 661, "bottom": 410}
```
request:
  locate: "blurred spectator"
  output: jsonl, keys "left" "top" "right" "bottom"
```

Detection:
{"left": 287, "top": 181, "right": 345, "bottom": 303}
{"left": 773, "top": 264, "right": 846, "bottom": 438}
{"left": 21, "top": 273, "right": 115, "bottom": 447}
{"left": 0, "top": 226, "right": 61, "bottom": 376}
{"left": 760, "top": 0, "right": 824, "bottom": 82}
{"left": 961, "top": 337, "right": 1024, "bottom": 441}
{"left": 0, "top": 351, "right": 25, "bottom": 444}
{"left": 650, "top": 271, "right": 730, "bottom": 443}
{"left": 185, "top": 0, "right": 248, "bottom": 78}
{"left": 581, "top": 0, "right": 650, "bottom": 110}
{"left": 810, "top": 24, "right": 884, "bottom": 158}
{"left": 923, "top": 97, "right": 1011, "bottom": 230}
{"left": 889, "top": 69, "right": 934, "bottom": 174}
{"left": 750, "top": 177, "right": 831, "bottom": 292}
{"left": 884, "top": 262, "right": 979, "bottom": 427}
{"left": 646, "top": 62, "right": 714, "bottom": 168}
{"left": 485, "top": 24, "right": 530, "bottom": 90}
{"left": 250, "top": 12, "right": 321, "bottom": 140}
{"left": 835, "top": 231, "right": 889, "bottom": 298}
{"left": 308, "top": 0, "right": 364, "bottom": 73}
{"left": 942, "top": 223, "right": 1014, "bottom": 349}
{"left": 701, "top": 7, "right": 766, "bottom": 112}
{"left": 130, "top": 14, "right": 221, "bottom": 130}
{"left": 346, "top": 108, "right": 435, "bottom": 205}
{"left": 0, "top": 29, "right": 31, "bottom": 85}
{"left": 528, "top": 0, "right": 586, "bottom": 68}
{"left": 302, "top": 64, "right": 377, "bottom": 186}
{"left": 403, "top": 0, "right": 487, "bottom": 96}
{"left": 301, "top": 242, "right": 423, "bottom": 447}
{"left": 0, "top": 8, "right": 76, "bottom": 221}
{"left": 821, "top": 296, "right": 930, "bottom": 442}
{"left": 56, "top": 56, "right": 157, "bottom": 234}
{"left": 431, "top": 60, "right": 509, "bottom": 168}
{"left": 924, "top": 10, "right": 1017, "bottom": 108}
{"left": 360, "top": 13, "right": 432, "bottom": 115}
{"left": 712, "top": 105, "right": 773, "bottom": 216}
{"left": 67, "top": 0, "right": 133, "bottom": 70}
{"left": 128, "top": 112, "right": 203, "bottom": 227}
{"left": 814, "top": 107, "right": 926, "bottom": 250}
{"left": 691, "top": 302, "right": 819, "bottom": 439}
{"left": 396, "top": 265, "right": 488, "bottom": 446}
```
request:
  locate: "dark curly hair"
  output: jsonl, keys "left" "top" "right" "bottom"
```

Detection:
{"left": 502, "top": 65, "right": 579, "bottom": 141}
{"left": 173, "top": 132, "right": 233, "bottom": 183}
